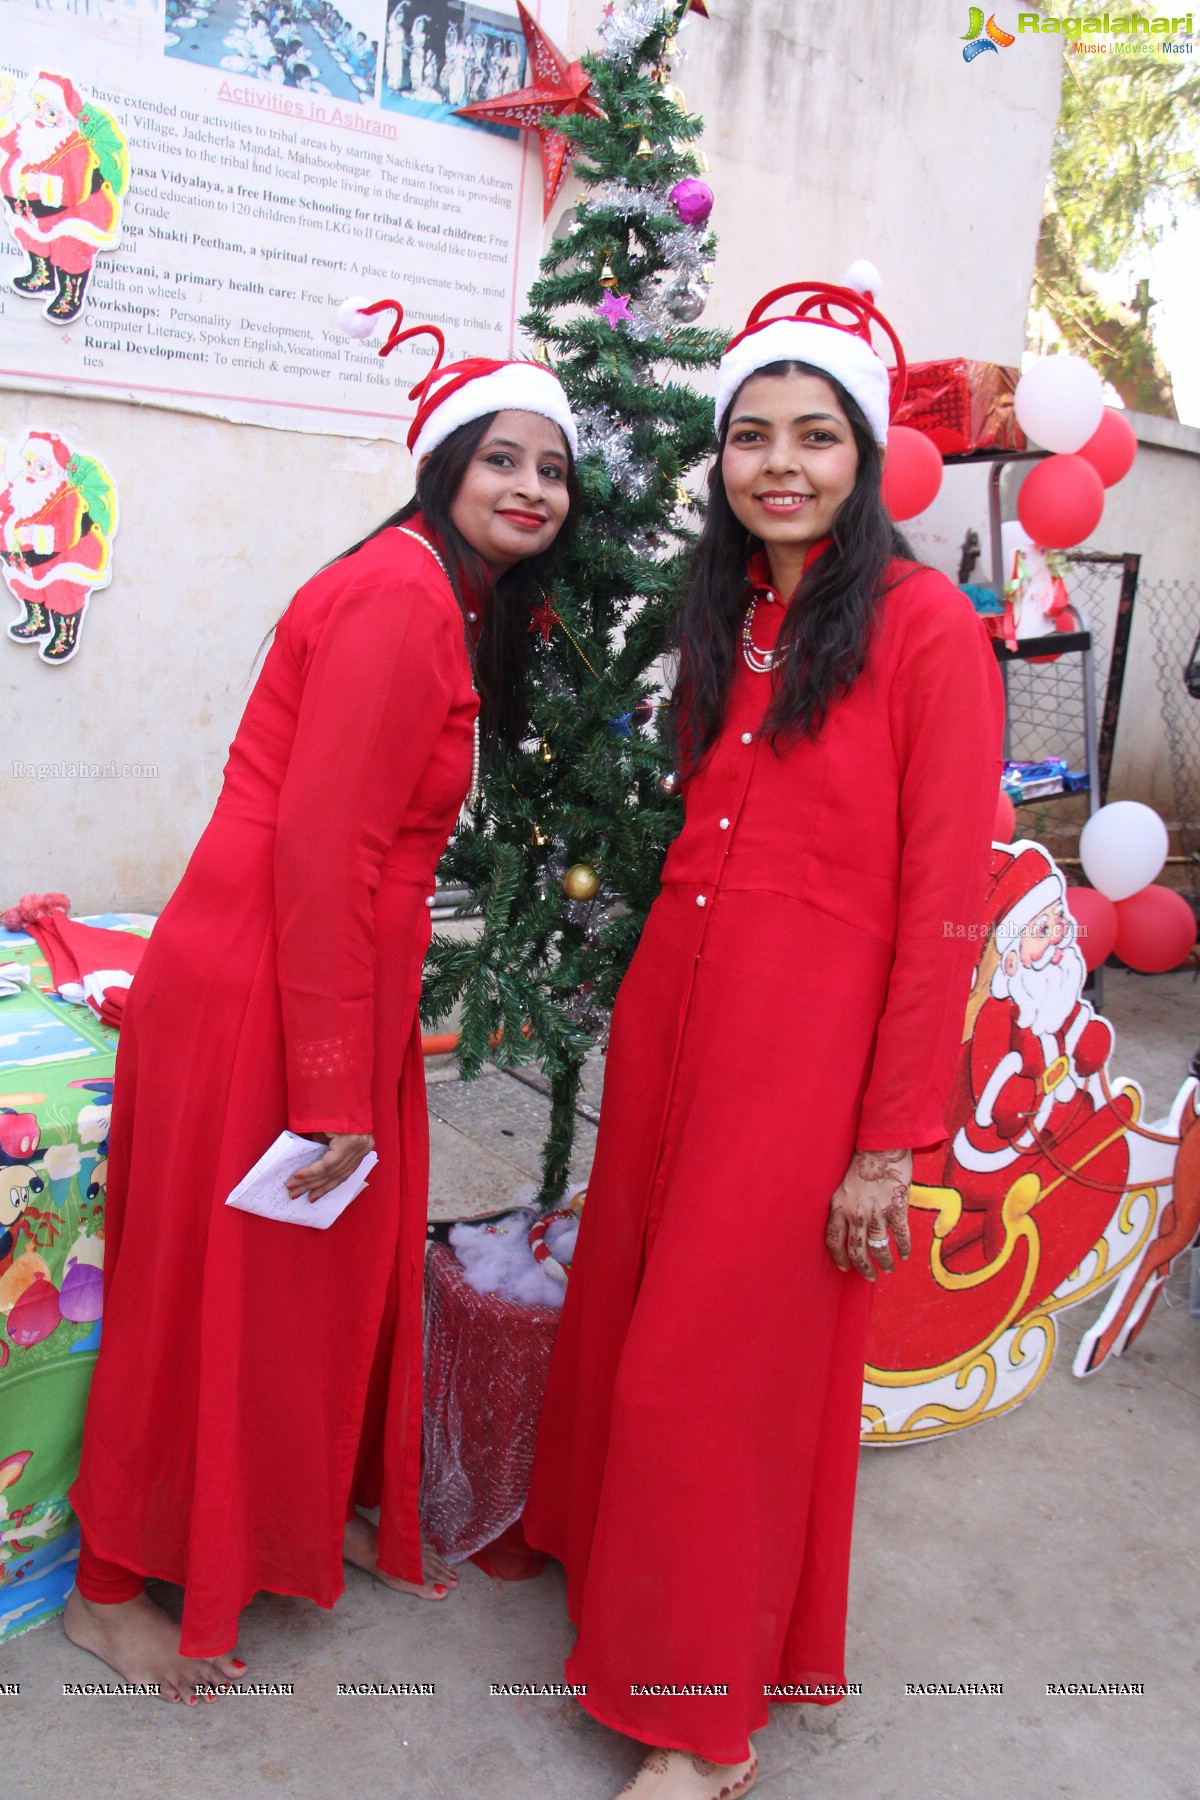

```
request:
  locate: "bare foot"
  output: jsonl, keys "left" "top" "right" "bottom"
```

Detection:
{"left": 342, "top": 1511, "right": 457, "bottom": 1601}
{"left": 64, "top": 1587, "right": 245, "bottom": 1705}
{"left": 614, "top": 1748, "right": 759, "bottom": 1800}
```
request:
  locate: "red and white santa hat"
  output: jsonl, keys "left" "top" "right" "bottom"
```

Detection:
{"left": 987, "top": 844, "right": 1068, "bottom": 949}
{"left": 714, "top": 261, "right": 906, "bottom": 448}
{"left": 337, "top": 295, "right": 577, "bottom": 467}
{"left": 24, "top": 431, "right": 71, "bottom": 470}
{"left": 31, "top": 71, "right": 84, "bottom": 117}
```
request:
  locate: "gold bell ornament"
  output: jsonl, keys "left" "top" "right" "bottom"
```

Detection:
{"left": 598, "top": 259, "right": 618, "bottom": 289}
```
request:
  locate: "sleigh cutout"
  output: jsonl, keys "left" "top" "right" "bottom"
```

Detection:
{"left": 862, "top": 840, "right": 1199, "bottom": 1443}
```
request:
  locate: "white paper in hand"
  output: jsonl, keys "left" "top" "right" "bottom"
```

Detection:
{"left": 224, "top": 1130, "right": 378, "bottom": 1230}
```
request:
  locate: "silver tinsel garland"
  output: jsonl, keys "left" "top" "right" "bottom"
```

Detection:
{"left": 576, "top": 406, "right": 656, "bottom": 497}
{"left": 595, "top": 0, "right": 675, "bottom": 66}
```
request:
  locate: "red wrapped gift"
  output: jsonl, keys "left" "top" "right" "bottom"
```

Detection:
{"left": 420, "top": 1241, "right": 559, "bottom": 1571}
{"left": 891, "top": 359, "right": 1026, "bottom": 456}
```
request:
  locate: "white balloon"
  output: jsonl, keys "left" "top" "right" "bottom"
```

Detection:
{"left": 336, "top": 295, "right": 376, "bottom": 339}
{"left": 1014, "top": 355, "right": 1105, "bottom": 454}
{"left": 1078, "top": 801, "right": 1169, "bottom": 901}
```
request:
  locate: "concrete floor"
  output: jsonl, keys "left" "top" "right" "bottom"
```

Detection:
{"left": 5, "top": 973, "right": 1199, "bottom": 1799}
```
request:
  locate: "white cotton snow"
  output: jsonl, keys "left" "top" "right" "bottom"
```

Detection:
{"left": 449, "top": 1203, "right": 581, "bottom": 1311}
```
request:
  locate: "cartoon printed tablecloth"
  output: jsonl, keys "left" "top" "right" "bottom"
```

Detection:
{"left": 0, "top": 915, "right": 149, "bottom": 1644}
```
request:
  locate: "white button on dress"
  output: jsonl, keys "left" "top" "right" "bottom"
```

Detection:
{"left": 696, "top": 894, "right": 707, "bottom": 907}
{"left": 719, "top": 818, "right": 730, "bottom": 830}
{"left": 741, "top": 731, "right": 752, "bottom": 745}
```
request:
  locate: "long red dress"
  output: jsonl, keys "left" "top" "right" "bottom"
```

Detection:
{"left": 70, "top": 523, "right": 477, "bottom": 1656}
{"left": 523, "top": 544, "right": 1005, "bottom": 1763}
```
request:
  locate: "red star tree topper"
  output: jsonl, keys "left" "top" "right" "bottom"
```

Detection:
{"left": 455, "top": 1, "right": 603, "bottom": 216}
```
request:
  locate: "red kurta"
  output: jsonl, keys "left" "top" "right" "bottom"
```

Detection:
{"left": 523, "top": 546, "right": 1005, "bottom": 1763}
{"left": 70, "top": 524, "right": 477, "bottom": 1656}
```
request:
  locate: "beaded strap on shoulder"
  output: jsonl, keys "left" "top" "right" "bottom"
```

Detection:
{"left": 396, "top": 524, "right": 450, "bottom": 581}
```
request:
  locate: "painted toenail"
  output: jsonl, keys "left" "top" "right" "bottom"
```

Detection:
{"left": 232, "top": 1659, "right": 246, "bottom": 1671}
{"left": 433, "top": 1583, "right": 447, "bottom": 1595}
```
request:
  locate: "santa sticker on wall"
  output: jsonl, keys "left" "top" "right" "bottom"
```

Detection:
{"left": 1, "top": 432, "right": 118, "bottom": 664}
{"left": 0, "top": 70, "right": 129, "bottom": 326}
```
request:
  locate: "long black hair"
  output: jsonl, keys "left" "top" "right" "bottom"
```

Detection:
{"left": 332, "top": 411, "right": 578, "bottom": 752}
{"left": 668, "top": 360, "right": 913, "bottom": 773}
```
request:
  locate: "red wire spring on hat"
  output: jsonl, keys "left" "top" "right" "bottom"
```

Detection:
{"left": 729, "top": 281, "right": 908, "bottom": 417}
{"left": 358, "top": 298, "right": 446, "bottom": 397}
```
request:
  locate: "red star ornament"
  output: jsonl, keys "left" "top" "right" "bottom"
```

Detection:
{"left": 455, "top": 1, "right": 602, "bottom": 217}
{"left": 529, "top": 597, "right": 561, "bottom": 642}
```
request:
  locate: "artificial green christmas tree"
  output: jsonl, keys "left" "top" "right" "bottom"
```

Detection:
{"left": 422, "top": 0, "right": 726, "bottom": 1205}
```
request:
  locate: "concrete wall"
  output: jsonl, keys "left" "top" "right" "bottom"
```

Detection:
{"left": 4, "top": 0, "right": 1069, "bottom": 912}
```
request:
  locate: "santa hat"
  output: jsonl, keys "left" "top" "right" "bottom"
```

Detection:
{"left": 25, "top": 431, "right": 71, "bottom": 470}
{"left": 713, "top": 262, "right": 906, "bottom": 448}
{"left": 336, "top": 295, "right": 577, "bottom": 467}
{"left": 987, "top": 844, "right": 1067, "bottom": 948}
{"left": 32, "top": 71, "right": 84, "bottom": 116}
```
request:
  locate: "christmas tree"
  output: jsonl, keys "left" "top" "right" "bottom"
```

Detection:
{"left": 421, "top": 0, "right": 725, "bottom": 1206}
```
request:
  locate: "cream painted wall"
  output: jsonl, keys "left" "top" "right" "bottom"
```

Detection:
{"left": 5, "top": 1, "right": 1072, "bottom": 912}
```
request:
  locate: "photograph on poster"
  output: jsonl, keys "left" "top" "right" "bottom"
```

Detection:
{"left": 165, "top": 0, "right": 380, "bottom": 106}
{"left": 380, "top": 0, "right": 524, "bottom": 136}
{"left": 0, "top": 0, "right": 161, "bottom": 52}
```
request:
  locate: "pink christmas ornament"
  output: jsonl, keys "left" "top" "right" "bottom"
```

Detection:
{"left": 669, "top": 178, "right": 714, "bottom": 227}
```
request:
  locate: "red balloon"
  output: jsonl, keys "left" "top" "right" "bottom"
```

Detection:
{"left": 881, "top": 426, "right": 943, "bottom": 521}
{"left": 994, "top": 789, "right": 1016, "bottom": 842}
{"left": 1078, "top": 408, "right": 1137, "bottom": 488}
{"left": 1064, "top": 886, "right": 1118, "bottom": 971}
{"left": 1017, "top": 453, "right": 1105, "bottom": 550}
{"left": 1113, "top": 884, "right": 1197, "bottom": 973}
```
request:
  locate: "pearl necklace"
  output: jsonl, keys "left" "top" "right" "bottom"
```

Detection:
{"left": 741, "top": 593, "right": 785, "bottom": 675}
{"left": 396, "top": 526, "right": 481, "bottom": 808}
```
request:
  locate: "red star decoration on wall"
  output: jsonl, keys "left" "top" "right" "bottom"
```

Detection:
{"left": 455, "top": 2, "right": 602, "bottom": 217}
{"left": 529, "top": 597, "right": 561, "bottom": 642}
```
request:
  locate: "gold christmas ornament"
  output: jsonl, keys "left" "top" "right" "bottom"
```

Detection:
{"left": 658, "top": 771, "right": 678, "bottom": 796}
{"left": 635, "top": 135, "right": 653, "bottom": 158}
{"left": 534, "top": 340, "right": 552, "bottom": 365}
{"left": 673, "top": 480, "right": 691, "bottom": 508}
{"left": 532, "top": 825, "right": 549, "bottom": 848}
{"left": 598, "top": 259, "right": 618, "bottom": 288}
{"left": 563, "top": 863, "right": 601, "bottom": 902}
{"left": 539, "top": 736, "right": 554, "bottom": 763}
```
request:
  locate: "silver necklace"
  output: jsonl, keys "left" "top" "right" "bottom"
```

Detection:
{"left": 741, "top": 593, "right": 787, "bottom": 674}
{"left": 396, "top": 526, "right": 481, "bottom": 809}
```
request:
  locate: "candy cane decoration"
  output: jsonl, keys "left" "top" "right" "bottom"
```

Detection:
{"left": 529, "top": 1206, "right": 576, "bottom": 1285}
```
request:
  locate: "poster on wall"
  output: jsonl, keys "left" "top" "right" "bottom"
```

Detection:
{"left": 0, "top": 0, "right": 566, "bottom": 439}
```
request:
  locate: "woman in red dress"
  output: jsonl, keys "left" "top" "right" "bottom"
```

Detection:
{"left": 66, "top": 324, "right": 578, "bottom": 1703}
{"left": 523, "top": 274, "right": 1005, "bottom": 1799}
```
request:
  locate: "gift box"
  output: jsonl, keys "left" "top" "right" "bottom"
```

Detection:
{"left": 891, "top": 360, "right": 1026, "bottom": 455}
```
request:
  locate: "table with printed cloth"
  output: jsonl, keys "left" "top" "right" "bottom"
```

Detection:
{"left": 0, "top": 914, "right": 151, "bottom": 1645}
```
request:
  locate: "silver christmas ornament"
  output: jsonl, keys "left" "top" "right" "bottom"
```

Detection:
{"left": 662, "top": 275, "right": 706, "bottom": 322}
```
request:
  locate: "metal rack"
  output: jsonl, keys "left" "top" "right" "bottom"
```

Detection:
{"left": 946, "top": 446, "right": 1104, "bottom": 1002}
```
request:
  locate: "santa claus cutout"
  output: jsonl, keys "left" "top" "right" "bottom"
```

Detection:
{"left": 939, "top": 842, "right": 1133, "bottom": 1280}
{"left": 1, "top": 432, "right": 118, "bottom": 664}
{"left": 0, "top": 71, "right": 129, "bottom": 325}
{"left": 864, "top": 840, "right": 1141, "bottom": 1423}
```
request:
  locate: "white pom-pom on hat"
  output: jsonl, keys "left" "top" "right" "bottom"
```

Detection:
{"left": 336, "top": 295, "right": 377, "bottom": 339}
{"left": 842, "top": 259, "right": 882, "bottom": 298}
